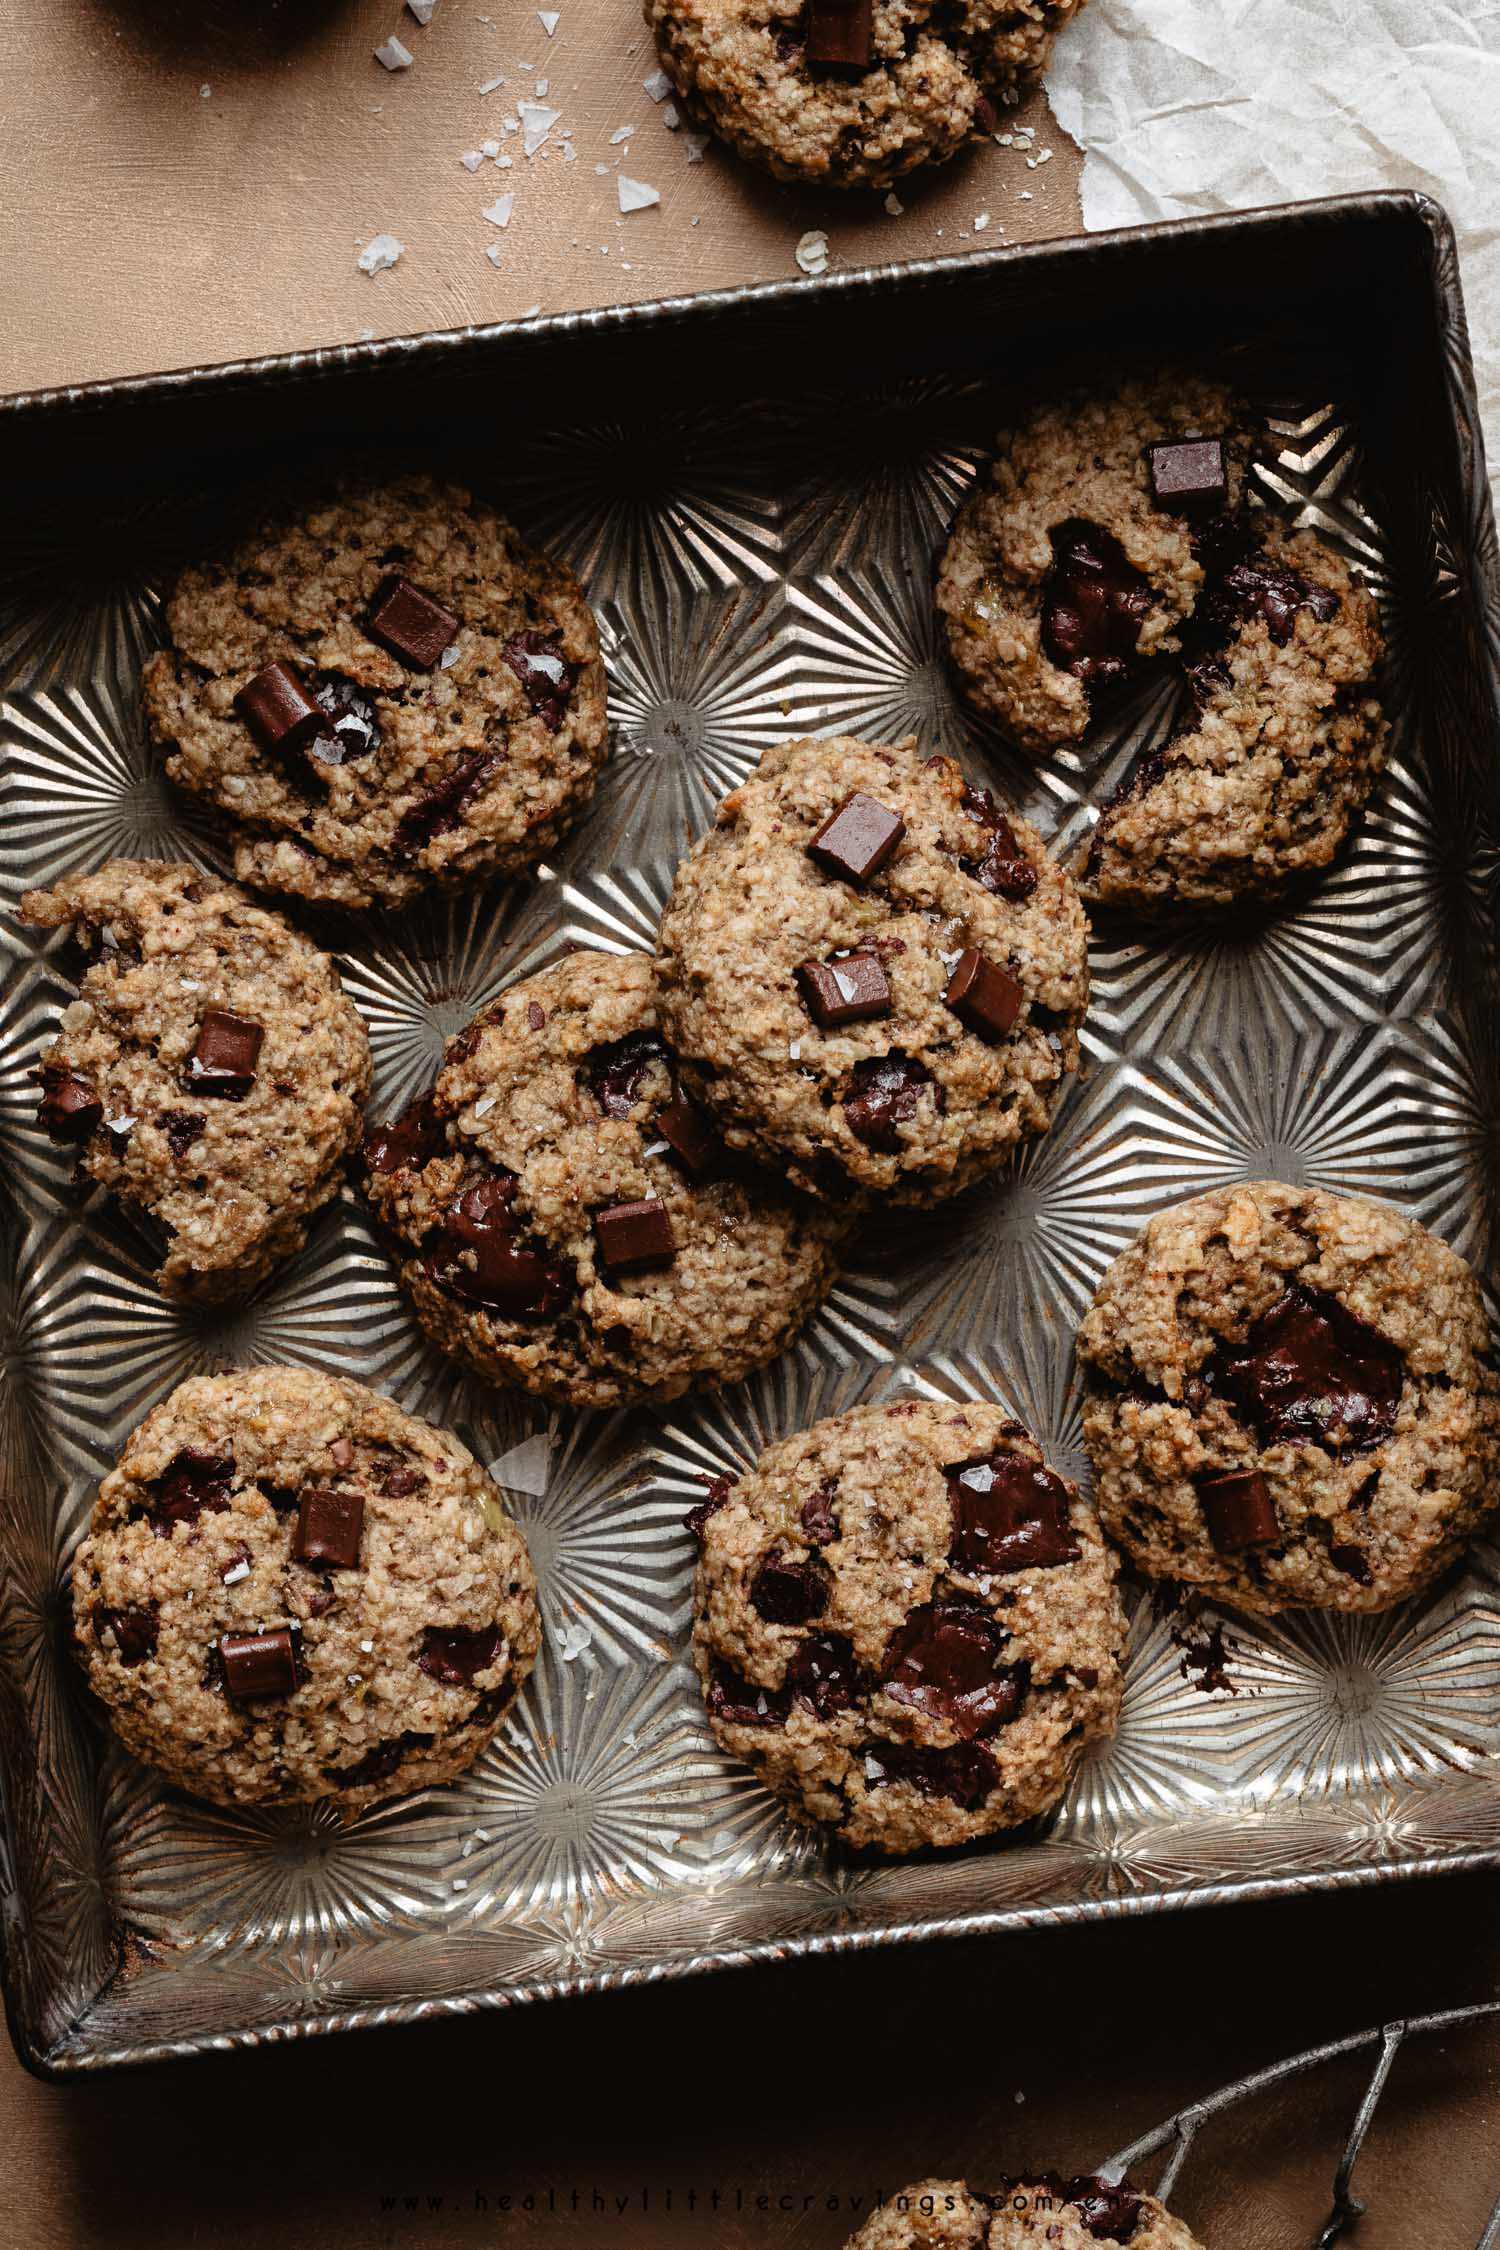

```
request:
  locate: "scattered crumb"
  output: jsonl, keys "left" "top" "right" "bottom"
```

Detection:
{"left": 356, "top": 233, "right": 405, "bottom": 274}
{"left": 618, "top": 175, "right": 660, "bottom": 211}
{"left": 482, "top": 193, "right": 515, "bottom": 227}
{"left": 795, "top": 228, "right": 829, "bottom": 276}
{"left": 643, "top": 66, "right": 673, "bottom": 100}
{"left": 883, "top": 191, "right": 903, "bottom": 216}
{"left": 374, "top": 35, "right": 414, "bottom": 69}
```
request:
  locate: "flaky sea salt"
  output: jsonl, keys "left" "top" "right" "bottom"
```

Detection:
{"left": 539, "top": 7, "right": 560, "bottom": 28}
{"left": 518, "top": 99, "right": 561, "bottom": 154}
{"left": 479, "top": 73, "right": 507, "bottom": 93}
{"left": 617, "top": 174, "right": 659, "bottom": 210}
{"left": 683, "top": 132, "right": 709, "bottom": 161}
{"left": 556, "top": 1616, "right": 593, "bottom": 1662}
{"left": 610, "top": 123, "right": 636, "bottom": 144}
{"left": 883, "top": 191, "right": 903, "bottom": 215}
{"left": 489, "top": 1432, "right": 554, "bottom": 1494}
{"left": 663, "top": 103, "right": 681, "bottom": 128}
{"left": 406, "top": 0, "right": 438, "bottom": 21}
{"left": 485, "top": 243, "right": 504, "bottom": 265}
{"left": 974, "top": 210, "right": 990, "bottom": 230}
{"left": 482, "top": 193, "right": 515, "bottom": 226}
{"left": 357, "top": 233, "right": 405, "bottom": 273}
{"left": 795, "top": 228, "right": 829, "bottom": 275}
{"left": 643, "top": 66, "right": 673, "bottom": 100}
{"left": 460, "top": 149, "right": 485, "bottom": 171}
{"left": 374, "top": 35, "right": 414, "bottom": 69}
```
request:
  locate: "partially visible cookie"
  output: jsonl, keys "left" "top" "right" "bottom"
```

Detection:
{"left": 847, "top": 2176, "right": 1203, "bottom": 2248}
{"left": 1077, "top": 1182, "right": 1500, "bottom": 1614}
{"left": 21, "top": 860, "right": 371, "bottom": 1301}
{"left": 691, "top": 1397, "right": 1125, "bottom": 1854}
{"left": 73, "top": 1367, "right": 540, "bottom": 1812}
{"left": 359, "top": 950, "right": 844, "bottom": 1409}
{"left": 646, "top": 0, "right": 1082, "bottom": 190}
{"left": 143, "top": 471, "right": 608, "bottom": 910}
{"left": 654, "top": 735, "right": 1090, "bottom": 1207}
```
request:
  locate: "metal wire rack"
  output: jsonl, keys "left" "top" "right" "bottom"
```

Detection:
{"left": 1101, "top": 2001, "right": 1500, "bottom": 2247}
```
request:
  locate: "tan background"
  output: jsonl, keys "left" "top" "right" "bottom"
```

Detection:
{"left": 2, "top": 1, "right": 1498, "bottom": 2241}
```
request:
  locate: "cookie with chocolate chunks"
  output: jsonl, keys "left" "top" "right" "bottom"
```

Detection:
{"left": 359, "top": 949, "right": 844, "bottom": 1409}
{"left": 691, "top": 1397, "right": 1124, "bottom": 1854}
{"left": 21, "top": 860, "right": 370, "bottom": 1302}
{"left": 843, "top": 2173, "right": 1205, "bottom": 2248}
{"left": 1078, "top": 1181, "right": 1500, "bottom": 1614}
{"left": 654, "top": 735, "right": 1089, "bottom": 1207}
{"left": 143, "top": 470, "right": 607, "bottom": 909}
{"left": 72, "top": 1367, "right": 539, "bottom": 1811}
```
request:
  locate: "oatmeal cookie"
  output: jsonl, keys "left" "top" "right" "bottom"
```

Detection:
{"left": 1077, "top": 1182, "right": 1500, "bottom": 1614}
{"left": 646, "top": 0, "right": 1082, "bottom": 189}
{"left": 654, "top": 735, "right": 1089, "bottom": 1207}
{"left": 359, "top": 950, "right": 844, "bottom": 1409}
{"left": 73, "top": 1367, "right": 540, "bottom": 1811}
{"left": 847, "top": 2176, "right": 1202, "bottom": 2248}
{"left": 22, "top": 859, "right": 371, "bottom": 1301}
{"left": 691, "top": 1397, "right": 1125, "bottom": 1853}
{"left": 142, "top": 471, "right": 607, "bottom": 909}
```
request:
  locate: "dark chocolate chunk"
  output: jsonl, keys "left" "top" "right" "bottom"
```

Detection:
{"left": 219, "top": 1545, "right": 251, "bottom": 1587}
{"left": 1196, "top": 1468, "right": 1279, "bottom": 1553}
{"left": 424, "top": 1174, "right": 571, "bottom": 1318}
{"left": 583, "top": 1029, "right": 670, "bottom": 1118}
{"left": 943, "top": 948, "right": 1023, "bottom": 1043}
{"left": 1065, "top": 2176, "right": 1145, "bottom": 2243}
{"left": 799, "top": 1481, "right": 840, "bottom": 1546}
{"left": 381, "top": 1467, "right": 426, "bottom": 1498}
{"left": 393, "top": 752, "right": 496, "bottom": 858}
{"left": 1146, "top": 436, "right": 1227, "bottom": 515}
{"left": 1210, "top": 1286, "right": 1403, "bottom": 1453}
{"left": 292, "top": 1487, "right": 365, "bottom": 1570}
{"left": 705, "top": 1659, "right": 789, "bottom": 1728}
{"left": 594, "top": 1198, "right": 676, "bottom": 1277}
{"left": 501, "top": 629, "right": 579, "bottom": 732}
{"left": 655, "top": 1090, "right": 720, "bottom": 1179}
{"left": 309, "top": 672, "right": 382, "bottom": 764}
{"left": 946, "top": 1452, "right": 1081, "bottom": 1575}
{"left": 146, "top": 1448, "right": 234, "bottom": 1537}
{"left": 686, "top": 1472, "right": 737, "bottom": 1541}
{"left": 786, "top": 1632, "right": 861, "bottom": 1717}
{"left": 1330, "top": 1541, "right": 1373, "bottom": 1584}
{"left": 880, "top": 1599, "right": 1029, "bottom": 1738}
{"left": 750, "top": 1547, "right": 828, "bottom": 1625}
{"left": 326, "top": 1728, "right": 436, "bottom": 1789}
{"left": 234, "top": 660, "right": 328, "bottom": 758}
{"left": 1207, "top": 553, "right": 1340, "bottom": 646}
{"left": 417, "top": 1620, "right": 504, "bottom": 1685}
{"left": 92, "top": 1602, "right": 158, "bottom": 1666}
{"left": 806, "top": 790, "right": 906, "bottom": 886}
{"left": 219, "top": 1626, "right": 299, "bottom": 1704}
{"left": 362, "top": 1089, "right": 446, "bottom": 1177}
{"left": 366, "top": 575, "right": 460, "bottom": 671}
{"left": 160, "top": 1108, "right": 207, "bottom": 1159}
{"left": 183, "top": 1007, "right": 264, "bottom": 1100}
{"left": 960, "top": 787, "right": 1039, "bottom": 901}
{"left": 37, "top": 1067, "right": 102, "bottom": 1144}
{"left": 843, "top": 1051, "right": 934, "bottom": 1151}
{"left": 1042, "top": 519, "right": 1153, "bottom": 691}
{"left": 805, "top": 0, "right": 873, "bottom": 67}
{"left": 863, "top": 1737, "right": 1000, "bottom": 1810}
{"left": 796, "top": 951, "right": 893, "bottom": 1030}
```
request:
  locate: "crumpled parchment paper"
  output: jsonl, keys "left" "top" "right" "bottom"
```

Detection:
{"left": 1049, "top": 0, "right": 1500, "bottom": 491}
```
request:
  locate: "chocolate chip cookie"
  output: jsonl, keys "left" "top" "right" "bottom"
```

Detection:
{"left": 691, "top": 1397, "right": 1125, "bottom": 1854}
{"left": 646, "top": 0, "right": 1081, "bottom": 189}
{"left": 359, "top": 950, "right": 844, "bottom": 1409}
{"left": 654, "top": 736, "right": 1089, "bottom": 1207}
{"left": 143, "top": 471, "right": 608, "bottom": 910}
{"left": 1077, "top": 1182, "right": 1500, "bottom": 1614}
{"left": 73, "top": 1367, "right": 540, "bottom": 1811}
{"left": 847, "top": 2176, "right": 1202, "bottom": 2248}
{"left": 22, "top": 860, "right": 371, "bottom": 1301}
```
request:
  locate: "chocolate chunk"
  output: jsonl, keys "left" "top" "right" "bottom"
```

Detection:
{"left": 381, "top": 1467, "right": 426, "bottom": 1498}
{"left": 417, "top": 1620, "right": 504, "bottom": 1685}
{"left": 393, "top": 752, "right": 496, "bottom": 858}
{"left": 1330, "top": 1541, "right": 1373, "bottom": 1584}
{"left": 805, "top": 0, "right": 873, "bottom": 66}
{"left": 843, "top": 1051, "right": 934, "bottom": 1151}
{"left": 1065, "top": 2177, "right": 1145, "bottom": 2243}
{"left": 219, "top": 1626, "right": 299, "bottom": 1704}
{"left": 1208, "top": 553, "right": 1340, "bottom": 646}
{"left": 160, "top": 1109, "right": 207, "bottom": 1159}
{"left": 807, "top": 791, "right": 906, "bottom": 886}
{"left": 362, "top": 1089, "right": 446, "bottom": 1176}
{"left": 796, "top": 951, "right": 893, "bottom": 1030}
{"left": 327, "top": 1728, "right": 435, "bottom": 1789}
{"left": 309, "top": 673, "right": 382, "bottom": 764}
{"left": 234, "top": 660, "right": 328, "bottom": 758}
{"left": 424, "top": 1174, "right": 571, "bottom": 1318}
{"left": 1146, "top": 436, "right": 1227, "bottom": 515}
{"left": 1042, "top": 519, "right": 1153, "bottom": 691}
{"left": 947, "top": 1452, "right": 1081, "bottom": 1575}
{"left": 37, "top": 1067, "right": 102, "bottom": 1144}
{"left": 184, "top": 1008, "right": 264, "bottom": 1100}
{"left": 960, "top": 788, "right": 1039, "bottom": 901}
{"left": 799, "top": 1481, "right": 840, "bottom": 1546}
{"left": 91, "top": 1602, "right": 158, "bottom": 1666}
{"left": 750, "top": 1547, "right": 828, "bottom": 1625}
{"left": 292, "top": 1487, "right": 365, "bottom": 1570}
{"left": 880, "top": 1600, "right": 1029, "bottom": 1737}
{"left": 1196, "top": 1468, "right": 1279, "bottom": 1553}
{"left": 655, "top": 1091, "right": 720, "bottom": 1180}
{"left": 219, "top": 1546, "right": 251, "bottom": 1587}
{"left": 501, "top": 629, "right": 579, "bottom": 732}
{"left": 943, "top": 948, "right": 1023, "bottom": 1043}
{"left": 686, "top": 1472, "right": 737, "bottom": 1542}
{"left": 594, "top": 1198, "right": 676, "bottom": 1277}
{"left": 583, "top": 1029, "right": 670, "bottom": 1118}
{"left": 863, "top": 1737, "right": 999, "bottom": 1810}
{"left": 706, "top": 1659, "right": 789, "bottom": 1728}
{"left": 146, "top": 1448, "right": 234, "bottom": 1537}
{"left": 786, "top": 1632, "right": 861, "bottom": 1717}
{"left": 1210, "top": 1286, "right": 1403, "bottom": 1453}
{"left": 366, "top": 575, "right": 460, "bottom": 671}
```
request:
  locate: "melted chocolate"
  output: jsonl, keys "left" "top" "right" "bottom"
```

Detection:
{"left": 1210, "top": 1285, "right": 1402, "bottom": 1453}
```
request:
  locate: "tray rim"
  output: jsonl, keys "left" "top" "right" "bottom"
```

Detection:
{"left": 4, "top": 184, "right": 1499, "bottom": 2081}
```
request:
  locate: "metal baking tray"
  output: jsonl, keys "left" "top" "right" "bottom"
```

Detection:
{"left": 3, "top": 190, "right": 1498, "bottom": 2077}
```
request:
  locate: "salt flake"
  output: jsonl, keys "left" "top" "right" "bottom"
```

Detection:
{"left": 617, "top": 174, "right": 660, "bottom": 211}
{"left": 460, "top": 149, "right": 485, "bottom": 171}
{"left": 610, "top": 124, "right": 636, "bottom": 144}
{"left": 357, "top": 233, "right": 405, "bottom": 274}
{"left": 479, "top": 73, "right": 507, "bottom": 93}
{"left": 683, "top": 132, "right": 709, "bottom": 161}
{"left": 485, "top": 244, "right": 504, "bottom": 265}
{"left": 518, "top": 99, "right": 561, "bottom": 154}
{"left": 539, "top": 7, "right": 560, "bottom": 27}
{"left": 795, "top": 228, "right": 829, "bottom": 275}
{"left": 883, "top": 191, "right": 903, "bottom": 215}
{"left": 482, "top": 193, "right": 515, "bottom": 227}
{"left": 489, "top": 1431, "right": 554, "bottom": 1495}
{"left": 374, "top": 35, "right": 414, "bottom": 69}
{"left": 643, "top": 67, "right": 673, "bottom": 100}
{"left": 406, "top": 0, "right": 437, "bottom": 20}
